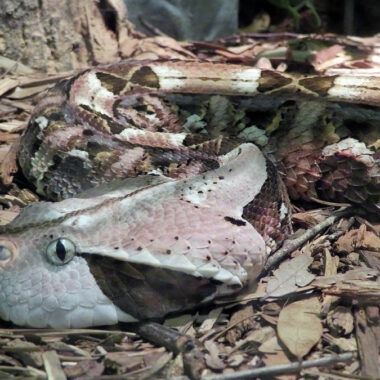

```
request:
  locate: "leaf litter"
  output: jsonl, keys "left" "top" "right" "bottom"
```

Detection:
{"left": 0, "top": 3, "right": 379, "bottom": 379}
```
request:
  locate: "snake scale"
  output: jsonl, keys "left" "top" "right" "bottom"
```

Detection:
{"left": 0, "top": 60, "right": 378, "bottom": 327}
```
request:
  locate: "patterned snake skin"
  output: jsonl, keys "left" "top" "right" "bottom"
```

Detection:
{"left": 0, "top": 60, "right": 378, "bottom": 327}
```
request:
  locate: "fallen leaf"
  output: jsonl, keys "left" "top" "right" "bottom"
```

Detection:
{"left": 225, "top": 305, "right": 255, "bottom": 345}
{"left": 0, "top": 210, "right": 19, "bottom": 225}
{"left": 335, "top": 227, "right": 380, "bottom": 254}
{"left": 258, "top": 335, "right": 283, "bottom": 354}
{"left": 204, "top": 340, "right": 225, "bottom": 371}
{"left": 0, "top": 78, "right": 20, "bottom": 97}
{"left": 312, "top": 268, "right": 378, "bottom": 287}
{"left": 105, "top": 351, "right": 144, "bottom": 374}
{"left": 0, "top": 120, "right": 26, "bottom": 133}
{"left": 354, "top": 307, "right": 380, "bottom": 377}
{"left": 7, "top": 84, "right": 52, "bottom": 99}
{"left": 322, "top": 279, "right": 380, "bottom": 303}
{"left": 0, "top": 137, "right": 20, "bottom": 185}
{"left": 227, "top": 352, "right": 245, "bottom": 367}
{"left": 233, "top": 326, "right": 276, "bottom": 352}
{"left": 327, "top": 306, "right": 354, "bottom": 335}
{"left": 262, "top": 349, "right": 291, "bottom": 369}
{"left": 278, "top": 296, "right": 322, "bottom": 358}
{"left": 0, "top": 144, "right": 10, "bottom": 163}
{"left": 311, "top": 44, "right": 348, "bottom": 72}
{"left": 0, "top": 132, "right": 19, "bottom": 142}
{"left": 198, "top": 307, "right": 223, "bottom": 334}
{"left": 265, "top": 253, "right": 315, "bottom": 297}
{"left": 63, "top": 359, "right": 104, "bottom": 378}
{"left": 323, "top": 248, "right": 339, "bottom": 276}
{"left": 324, "top": 334, "right": 357, "bottom": 352}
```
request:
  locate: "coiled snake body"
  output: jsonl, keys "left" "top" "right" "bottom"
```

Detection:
{"left": 0, "top": 60, "right": 378, "bottom": 327}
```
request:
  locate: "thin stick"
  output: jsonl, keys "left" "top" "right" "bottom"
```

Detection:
{"left": 171, "top": 352, "right": 355, "bottom": 380}
{"left": 0, "top": 328, "right": 136, "bottom": 337}
{"left": 134, "top": 322, "right": 205, "bottom": 380}
{"left": 264, "top": 208, "right": 354, "bottom": 273}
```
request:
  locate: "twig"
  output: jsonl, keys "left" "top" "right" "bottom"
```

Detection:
{"left": 0, "top": 328, "right": 136, "bottom": 337}
{"left": 139, "top": 17, "right": 168, "bottom": 37}
{"left": 305, "top": 369, "right": 376, "bottom": 380}
{"left": 264, "top": 208, "right": 355, "bottom": 273}
{"left": 327, "top": 216, "right": 355, "bottom": 241}
{"left": 42, "top": 351, "right": 66, "bottom": 380}
{"left": 211, "top": 315, "right": 254, "bottom": 342}
{"left": 328, "top": 370, "right": 376, "bottom": 380}
{"left": 133, "top": 322, "right": 205, "bottom": 380}
{"left": 171, "top": 352, "right": 355, "bottom": 380}
{"left": 219, "top": 32, "right": 302, "bottom": 42}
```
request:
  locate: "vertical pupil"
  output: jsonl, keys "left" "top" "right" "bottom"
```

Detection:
{"left": 56, "top": 240, "right": 67, "bottom": 261}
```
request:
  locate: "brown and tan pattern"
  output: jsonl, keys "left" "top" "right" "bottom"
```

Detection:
{"left": 17, "top": 59, "right": 379, "bottom": 207}
{"left": 0, "top": 59, "right": 378, "bottom": 329}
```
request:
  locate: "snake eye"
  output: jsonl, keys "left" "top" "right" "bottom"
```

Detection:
{"left": 46, "top": 238, "right": 76, "bottom": 266}
{"left": 0, "top": 245, "right": 13, "bottom": 266}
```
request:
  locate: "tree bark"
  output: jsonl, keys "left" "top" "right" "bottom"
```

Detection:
{"left": 0, "top": 0, "right": 133, "bottom": 73}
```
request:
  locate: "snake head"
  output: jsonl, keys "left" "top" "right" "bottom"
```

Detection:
{"left": 0, "top": 144, "right": 290, "bottom": 328}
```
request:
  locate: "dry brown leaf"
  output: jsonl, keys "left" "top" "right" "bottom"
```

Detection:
{"left": 0, "top": 120, "right": 26, "bottom": 133}
{"left": 64, "top": 359, "right": 104, "bottom": 379}
{"left": 204, "top": 340, "right": 226, "bottom": 371}
{"left": 164, "top": 314, "right": 195, "bottom": 334}
{"left": 259, "top": 335, "right": 294, "bottom": 378}
{"left": 0, "top": 137, "right": 20, "bottom": 185}
{"left": 357, "top": 231, "right": 380, "bottom": 252}
{"left": 0, "top": 99, "right": 34, "bottom": 112}
{"left": 232, "top": 326, "right": 276, "bottom": 354}
{"left": 227, "top": 352, "right": 245, "bottom": 367}
{"left": 143, "top": 351, "right": 173, "bottom": 378}
{"left": 369, "top": 139, "right": 380, "bottom": 150}
{"left": 322, "top": 279, "right": 380, "bottom": 303}
{"left": 256, "top": 57, "right": 273, "bottom": 70}
{"left": 265, "top": 253, "right": 315, "bottom": 297}
{"left": 0, "top": 144, "right": 10, "bottom": 163}
{"left": 313, "top": 268, "right": 378, "bottom": 288}
{"left": 324, "top": 334, "right": 357, "bottom": 352}
{"left": 226, "top": 44, "right": 256, "bottom": 55}
{"left": 258, "top": 335, "right": 283, "bottom": 354}
{"left": 105, "top": 351, "right": 144, "bottom": 374}
{"left": 335, "top": 227, "right": 380, "bottom": 254}
{"left": 42, "top": 350, "right": 67, "bottom": 380}
{"left": 314, "top": 269, "right": 379, "bottom": 306}
{"left": 225, "top": 305, "right": 255, "bottom": 345}
{"left": 311, "top": 45, "right": 349, "bottom": 72}
{"left": 3, "top": 339, "right": 43, "bottom": 367}
{"left": 327, "top": 306, "right": 354, "bottom": 335}
{"left": 355, "top": 308, "right": 380, "bottom": 377}
{"left": 292, "top": 208, "right": 337, "bottom": 228}
{"left": 7, "top": 84, "right": 52, "bottom": 99}
{"left": 0, "top": 132, "right": 19, "bottom": 142}
{"left": 278, "top": 296, "right": 322, "bottom": 358}
{"left": 198, "top": 307, "right": 223, "bottom": 334}
{"left": 120, "top": 35, "right": 196, "bottom": 61}
{"left": 0, "top": 78, "right": 20, "bottom": 97}
{"left": 261, "top": 349, "right": 291, "bottom": 368}
{"left": 323, "top": 248, "right": 339, "bottom": 276}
